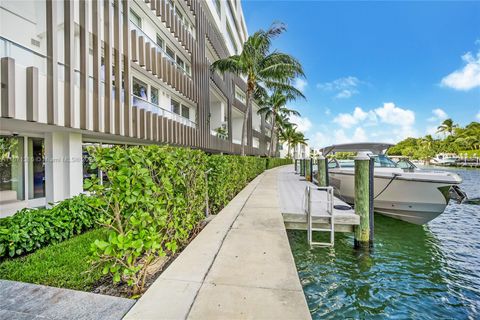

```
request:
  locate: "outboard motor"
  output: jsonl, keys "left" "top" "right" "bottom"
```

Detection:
{"left": 449, "top": 185, "right": 468, "bottom": 203}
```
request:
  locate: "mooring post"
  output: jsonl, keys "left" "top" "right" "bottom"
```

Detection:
{"left": 310, "top": 158, "right": 314, "bottom": 181}
{"left": 305, "top": 158, "right": 312, "bottom": 181}
{"left": 317, "top": 155, "right": 327, "bottom": 187}
{"left": 354, "top": 152, "right": 374, "bottom": 249}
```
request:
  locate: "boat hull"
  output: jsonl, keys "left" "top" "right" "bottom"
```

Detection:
{"left": 329, "top": 171, "right": 456, "bottom": 225}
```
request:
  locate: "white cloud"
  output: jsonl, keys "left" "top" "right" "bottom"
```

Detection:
{"left": 288, "top": 114, "right": 312, "bottom": 133}
{"left": 325, "top": 108, "right": 331, "bottom": 115}
{"left": 441, "top": 50, "right": 480, "bottom": 91}
{"left": 293, "top": 78, "right": 307, "bottom": 92}
{"left": 353, "top": 127, "right": 368, "bottom": 141}
{"left": 333, "top": 107, "right": 375, "bottom": 128}
{"left": 428, "top": 108, "right": 448, "bottom": 122}
{"left": 477, "top": 110, "right": 480, "bottom": 121}
{"left": 321, "top": 103, "right": 417, "bottom": 147}
{"left": 374, "top": 102, "right": 415, "bottom": 127}
{"left": 316, "top": 76, "right": 361, "bottom": 99}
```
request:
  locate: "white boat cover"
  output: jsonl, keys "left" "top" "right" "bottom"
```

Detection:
{"left": 320, "top": 142, "right": 394, "bottom": 155}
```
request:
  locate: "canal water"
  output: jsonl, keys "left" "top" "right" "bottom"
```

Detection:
{"left": 288, "top": 167, "right": 480, "bottom": 319}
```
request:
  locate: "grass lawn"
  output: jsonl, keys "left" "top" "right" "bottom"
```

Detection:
{"left": 0, "top": 228, "right": 108, "bottom": 291}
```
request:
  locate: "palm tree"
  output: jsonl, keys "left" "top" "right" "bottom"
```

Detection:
{"left": 211, "top": 23, "right": 305, "bottom": 156}
{"left": 258, "top": 90, "right": 304, "bottom": 156}
{"left": 278, "top": 122, "right": 297, "bottom": 158}
{"left": 420, "top": 134, "right": 435, "bottom": 161}
{"left": 437, "top": 118, "right": 458, "bottom": 136}
{"left": 291, "top": 131, "right": 308, "bottom": 159}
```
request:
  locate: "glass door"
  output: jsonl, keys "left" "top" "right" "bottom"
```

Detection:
{"left": 28, "top": 138, "right": 45, "bottom": 199}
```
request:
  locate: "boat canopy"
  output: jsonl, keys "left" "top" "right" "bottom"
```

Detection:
{"left": 320, "top": 142, "right": 394, "bottom": 156}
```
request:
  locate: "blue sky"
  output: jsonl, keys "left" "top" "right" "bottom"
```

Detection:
{"left": 242, "top": 0, "right": 480, "bottom": 148}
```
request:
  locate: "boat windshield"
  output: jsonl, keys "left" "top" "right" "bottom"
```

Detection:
{"left": 371, "top": 155, "right": 398, "bottom": 168}
{"left": 329, "top": 155, "right": 399, "bottom": 168}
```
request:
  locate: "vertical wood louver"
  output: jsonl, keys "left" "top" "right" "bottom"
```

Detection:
{"left": 79, "top": 0, "right": 89, "bottom": 130}
{"left": 46, "top": 0, "right": 58, "bottom": 125}
{"left": 1, "top": 0, "right": 270, "bottom": 156}
{"left": 26, "top": 66, "right": 38, "bottom": 122}
{"left": 64, "top": 0, "right": 75, "bottom": 128}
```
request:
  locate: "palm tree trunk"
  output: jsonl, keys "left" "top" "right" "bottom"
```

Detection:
{"left": 287, "top": 143, "right": 291, "bottom": 158}
{"left": 241, "top": 89, "right": 251, "bottom": 156}
{"left": 269, "top": 111, "right": 276, "bottom": 157}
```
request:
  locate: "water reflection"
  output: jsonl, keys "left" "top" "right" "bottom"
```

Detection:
{"left": 288, "top": 167, "right": 480, "bottom": 319}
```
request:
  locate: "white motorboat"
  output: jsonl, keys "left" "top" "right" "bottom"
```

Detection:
{"left": 431, "top": 153, "right": 460, "bottom": 166}
{"left": 320, "top": 143, "right": 463, "bottom": 225}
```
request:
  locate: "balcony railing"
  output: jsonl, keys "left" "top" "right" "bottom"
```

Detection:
{"left": 130, "top": 21, "right": 191, "bottom": 78}
{"left": 132, "top": 95, "right": 196, "bottom": 128}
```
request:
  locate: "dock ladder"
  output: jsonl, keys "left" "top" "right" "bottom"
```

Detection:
{"left": 304, "top": 186, "right": 335, "bottom": 247}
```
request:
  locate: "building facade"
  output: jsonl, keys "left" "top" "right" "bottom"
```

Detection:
{"left": 0, "top": 0, "right": 272, "bottom": 217}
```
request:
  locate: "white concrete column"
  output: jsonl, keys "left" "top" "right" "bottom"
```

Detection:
{"left": 45, "top": 132, "right": 83, "bottom": 205}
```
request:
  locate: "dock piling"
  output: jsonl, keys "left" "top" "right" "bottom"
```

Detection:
{"left": 300, "top": 159, "right": 305, "bottom": 176}
{"left": 317, "top": 155, "right": 327, "bottom": 187}
{"left": 305, "top": 158, "right": 312, "bottom": 181}
{"left": 353, "top": 152, "right": 374, "bottom": 249}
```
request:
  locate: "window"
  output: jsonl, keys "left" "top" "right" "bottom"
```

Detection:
{"left": 166, "top": 46, "right": 175, "bottom": 60}
{"left": 0, "top": 136, "right": 25, "bottom": 203}
{"left": 171, "top": 99, "right": 180, "bottom": 114}
{"left": 176, "top": 56, "right": 185, "bottom": 70}
{"left": 181, "top": 105, "right": 190, "bottom": 118}
{"left": 185, "top": 64, "right": 191, "bottom": 75}
{"left": 133, "top": 77, "right": 148, "bottom": 100}
{"left": 235, "top": 86, "right": 246, "bottom": 103}
{"left": 151, "top": 87, "right": 159, "bottom": 105}
{"left": 28, "top": 138, "right": 45, "bottom": 199}
{"left": 156, "top": 34, "right": 164, "bottom": 49}
{"left": 130, "top": 9, "right": 141, "bottom": 28}
{"left": 227, "top": 22, "right": 238, "bottom": 53}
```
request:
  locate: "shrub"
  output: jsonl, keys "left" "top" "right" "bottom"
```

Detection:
{"left": 85, "top": 145, "right": 207, "bottom": 295}
{"left": 0, "top": 194, "right": 102, "bottom": 258}
{"left": 207, "top": 155, "right": 266, "bottom": 213}
{"left": 266, "top": 157, "right": 292, "bottom": 169}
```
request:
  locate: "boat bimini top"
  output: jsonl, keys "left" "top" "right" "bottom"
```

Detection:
{"left": 320, "top": 142, "right": 394, "bottom": 156}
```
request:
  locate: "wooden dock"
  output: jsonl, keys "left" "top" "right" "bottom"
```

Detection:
{"left": 278, "top": 166, "right": 359, "bottom": 233}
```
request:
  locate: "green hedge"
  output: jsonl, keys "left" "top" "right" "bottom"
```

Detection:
{"left": 266, "top": 157, "right": 293, "bottom": 169}
{"left": 86, "top": 145, "right": 208, "bottom": 293}
{"left": 0, "top": 142, "right": 292, "bottom": 292}
{"left": 0, "top": 194, "right": 101, "bottom": 258}
{"left": 207, "top": 155, "right": 266, "bottom": 213}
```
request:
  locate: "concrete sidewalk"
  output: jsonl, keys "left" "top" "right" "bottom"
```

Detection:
{"left": 0, "top": 280, "right": 134, "bottom": 320}
{"left": 124, "top": 167, "right": 310, "bottom": 319}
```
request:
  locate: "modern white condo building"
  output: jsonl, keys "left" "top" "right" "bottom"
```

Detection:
{"left": 0, "top": 0, "right": 272, "bottom": 217}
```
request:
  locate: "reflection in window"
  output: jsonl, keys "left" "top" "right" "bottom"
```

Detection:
{"left": 130, "top": 9, "right": 142, "bottom": 28}
{"left": 133, "top": 77, "right": 148, "bottom": 100}
{"left": 181, "top": 105, "right": 190, "bottom": 119}
{"left": 156, "top": 34, "right": 164, "bottom": 49}
{"left": 171, "top": 99, "right": 180, "bottom": 114}
{"left": 166, "top": 46, "right": 175, "bottom": 60}
{"left": 28, "top": 138, "right": 45, "bottom": 199}
{"left": 151, "top": 87, "right": 159, "bottom": 105}
{"left": 176, "top": 56, "right": 185, "bottom": 69}
{"left": 0, "top": 136, "right": 25, "bottom": 203}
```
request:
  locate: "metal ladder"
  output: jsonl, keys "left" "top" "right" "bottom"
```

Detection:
{"left": 304, "top": 186, "right": 335, "bottom": 247}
